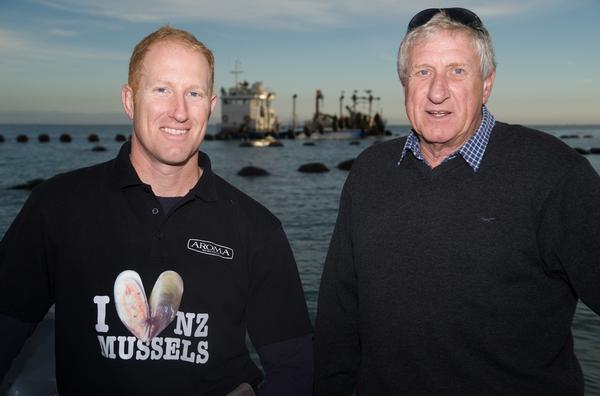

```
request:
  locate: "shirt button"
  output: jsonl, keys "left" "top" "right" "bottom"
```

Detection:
{"left": 152, "top": 208, "right": 159, "bottom": 215}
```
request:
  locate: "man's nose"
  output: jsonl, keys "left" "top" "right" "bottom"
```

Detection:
{"left": 427, "top": 73, "right": 450, "bottom": 104}
{"left": 169, "top": 94, "right": 189, "bottom": 122}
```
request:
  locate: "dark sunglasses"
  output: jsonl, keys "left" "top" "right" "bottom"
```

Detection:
{"left": 407, "top": 8, "right": 483, "bottom": 33}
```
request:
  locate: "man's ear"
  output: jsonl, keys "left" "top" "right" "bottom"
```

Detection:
{"left": 121, "top": 85, "right": 135, "bottom": 120}
{"left": 209, "top": 93, "right": 217, "bottom": 115}
{"left": 482, "top": 70, "right": 496, "bottom": 104}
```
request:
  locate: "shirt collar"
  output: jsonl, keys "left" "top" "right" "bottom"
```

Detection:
{"left": 399, "top": 105, "right": 495, "bottom": 172}
{"left": 111, "top": 141, "right": 218, "bottom": 202}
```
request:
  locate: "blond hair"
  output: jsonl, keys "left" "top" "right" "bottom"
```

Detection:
{"left": 128, "top": 25, "right": 215, "bottom": 95}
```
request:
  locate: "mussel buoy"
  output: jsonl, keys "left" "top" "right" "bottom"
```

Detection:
{"left": 59, "top": 134, "right": 72, "bottom": 143}
{"left": 10, "top": 178, "right": 45, "bottom": 190}
{"left": 88, "top": 134, "right": 100, "bottom": 143}
{"left": 38, "top": 134, "right": 50, "bottom": 142}
{"left": 337, "top": 159, "right": 355, "bottom": 171}
{"left": 237, "top": 166, "right": 270, "bottom": 177}
{"left": 16, "top": 134, "right": 28, "bottom": 143}
{"left": 298, "top": 163, "right": 329, "bottom": 173}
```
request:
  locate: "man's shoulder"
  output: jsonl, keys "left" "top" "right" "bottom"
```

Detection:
{"left": 32, "top": 159, "right": 114, "bottom": 197}
{"left": 493, "top": 122, "right": 578, "bottom": 157}
{"left": 490, "top": 121, "right": 586, "bottom": 168}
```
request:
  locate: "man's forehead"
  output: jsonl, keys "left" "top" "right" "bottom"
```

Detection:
{"left": 409, "top": 31, "right": 477, "bottom": 58}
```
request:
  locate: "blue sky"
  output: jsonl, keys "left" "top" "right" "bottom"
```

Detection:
{"left": 0, "top": 0, "right": 599, "bottom": 125}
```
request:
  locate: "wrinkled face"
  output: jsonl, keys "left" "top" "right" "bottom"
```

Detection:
{"left": 404, "top": 29, "right": 494, "bottom": 150}
{"left": 122, "top": 41, "right": 216, "bottom": 168}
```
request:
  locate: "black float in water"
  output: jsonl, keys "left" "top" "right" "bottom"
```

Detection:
{"left": 237, "top": 166, "right": 270, "bottom": 177}
{"left": 10, "top": 178, "right": 45, "bottom": 190}
{"left": 298, "top": 163, "right": 329, "bottom": 173}
{"left": 589, "top": 148, "right": 600, "bottom": 154}
{"left": 574, "top": 147, "right": 589, "bottom": 155}
{"left": 337, "top": 159, "right": 355, "bottom": 171}
{"left": 239, "top": 141, "right": 253, "bottom": 147}
{"left": 204, "top": 134, "right": 214, "bottom": 141}
{"left": 16, "top": 134, "right": 28, "bottom": 143}
{"left": 349, "top": 141, "right": 360, "bottom": 145}
{"left": 38, "top": 134, "right": 50, "bottom": 143}
{"left": 115, "top": 134, "right": 127, "bottom": 142}
{"left": 0, "top": 135, "right": 5, "bottom": 143}
{"left": 269, "top": 141, "right": 283, "bottom": 147}
{"left": 303, "top": 142, "right": 316, "bottom": 146}
{"left": 59, "top": 134, "right": 72, "bottom": 143}
{"left": 92, "top": 145, "right": 107, "bottom": 152}
{"left": 88, "top": 134, "right": 100, "bottom": 143}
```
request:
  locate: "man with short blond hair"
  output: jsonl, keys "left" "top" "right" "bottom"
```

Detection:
{"left": 0, "top": 26, "right": 313, "bottom": 395}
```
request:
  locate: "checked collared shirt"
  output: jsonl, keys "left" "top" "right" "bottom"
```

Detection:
{"left": 399, "top": 105, "right": 496, "bottom": 171}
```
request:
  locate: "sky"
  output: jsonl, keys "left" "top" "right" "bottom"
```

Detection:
{"left": 0, "top": 0, "right": 599, "bottom": 126}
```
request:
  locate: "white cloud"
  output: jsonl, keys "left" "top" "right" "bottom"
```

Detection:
{"left": 49, "top": 27, "right": 78, "bottom": 37}
{"left": 0, "top": 27, "right": 123, "bottom": 63}
{"left": 34, "top": 0, "right": 574, "bottom": 31}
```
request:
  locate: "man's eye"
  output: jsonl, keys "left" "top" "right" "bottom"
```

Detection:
{"left": 452, "top": 68, "right": 465, "bottom": 75}
{"left": 417, "top": 69, "right": 430, "bottom": 77}
{"left": 189, "top": 91, "right": 204, "bottom": 98}
{"left": 155, "top": 87, "right": 168, "bottom": 94}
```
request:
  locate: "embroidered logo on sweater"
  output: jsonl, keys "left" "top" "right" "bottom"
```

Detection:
{"left": 187, "top": 239, "right": 234, "bottom": 260}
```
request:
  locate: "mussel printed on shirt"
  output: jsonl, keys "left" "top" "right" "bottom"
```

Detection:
{"left": 114, "top": 270, "right": 184, "bottom": 341}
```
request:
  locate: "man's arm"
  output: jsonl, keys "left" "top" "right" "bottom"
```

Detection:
{"left": 0, "top": 313, "right": 36, "bottom": 382}
{"left": 313, "top": 182, "right": 360, "bottom": 396}
{"left": 245, "top": 218, "right": 314, "bottom": 395}
{"left": 0, "top": 186, "right": 55, "bottom": 380}
{"left": 257, "top": 333, "right": 313, "bottom": 396}
{"left": 537, "top": 156, "right": 600, "bottom": 313}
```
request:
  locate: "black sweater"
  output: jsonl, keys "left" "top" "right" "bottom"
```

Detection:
{"left": 314, "top": 122, "right": 600, "bottom": 395}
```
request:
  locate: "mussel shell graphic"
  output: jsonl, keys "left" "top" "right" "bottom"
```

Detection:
{"left": 148, "top": 271, "right": 184, "bottom": 340}
{"left": 114, "top": 270, "right": 184, "bottom": 341}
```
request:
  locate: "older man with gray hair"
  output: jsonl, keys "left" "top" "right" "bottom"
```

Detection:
{"left": 314, "top": 8, "right": 600, "bottom": 396}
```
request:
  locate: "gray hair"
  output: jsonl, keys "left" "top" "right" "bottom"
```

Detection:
{"left": 397, "top": 12, "right": 496, "bottom": 86}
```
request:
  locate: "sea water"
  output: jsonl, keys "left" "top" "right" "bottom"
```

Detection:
{"left": 1, "top": 123, "right": 599, "bottom": 394}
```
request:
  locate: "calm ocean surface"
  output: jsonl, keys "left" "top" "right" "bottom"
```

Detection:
{"left": 1, "top": 123, "right": 599, "bottom": 394}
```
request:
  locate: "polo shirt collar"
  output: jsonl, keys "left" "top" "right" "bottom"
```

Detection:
{"left": 398, "top": 105, "right": 495, "bottom": 172}
{"left": 112, "top": 141, "right": 218, "bottom": 202}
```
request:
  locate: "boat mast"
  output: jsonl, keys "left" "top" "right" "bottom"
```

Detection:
{"left": 231, "top": 59, "right": 243, "bottom": 86}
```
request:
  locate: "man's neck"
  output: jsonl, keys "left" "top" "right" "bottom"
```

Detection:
{"left": 419, "top": 139, "right": 466, "bottom": 168}
{"left": 130, "top": 153, "right": 202, "bottom": 197}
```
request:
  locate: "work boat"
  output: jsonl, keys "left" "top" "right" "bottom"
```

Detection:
{"left": 297, "top": 90, "right": 388, "bottom": 140}
{"left": 217, "top": 81, "right": 279, "bottom": 140}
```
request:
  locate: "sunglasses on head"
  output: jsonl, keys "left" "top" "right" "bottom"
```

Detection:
{"left": 407, "top": 8, "right": 483, "bottom": 33}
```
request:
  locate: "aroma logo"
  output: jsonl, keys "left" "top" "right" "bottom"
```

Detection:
{"left": 187, "top": 239, "right": 234, "bottom": 260}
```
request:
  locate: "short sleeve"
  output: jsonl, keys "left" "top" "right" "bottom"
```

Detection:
{"left": 245, "top": 220, "right": 312, "bottom": 348}
{"left": 0, "top": 186, "right": 55, "bottom": 322}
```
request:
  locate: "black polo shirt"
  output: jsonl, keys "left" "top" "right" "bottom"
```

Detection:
{"left": 0, "top": 142, "right": 312, "bottom": 396}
